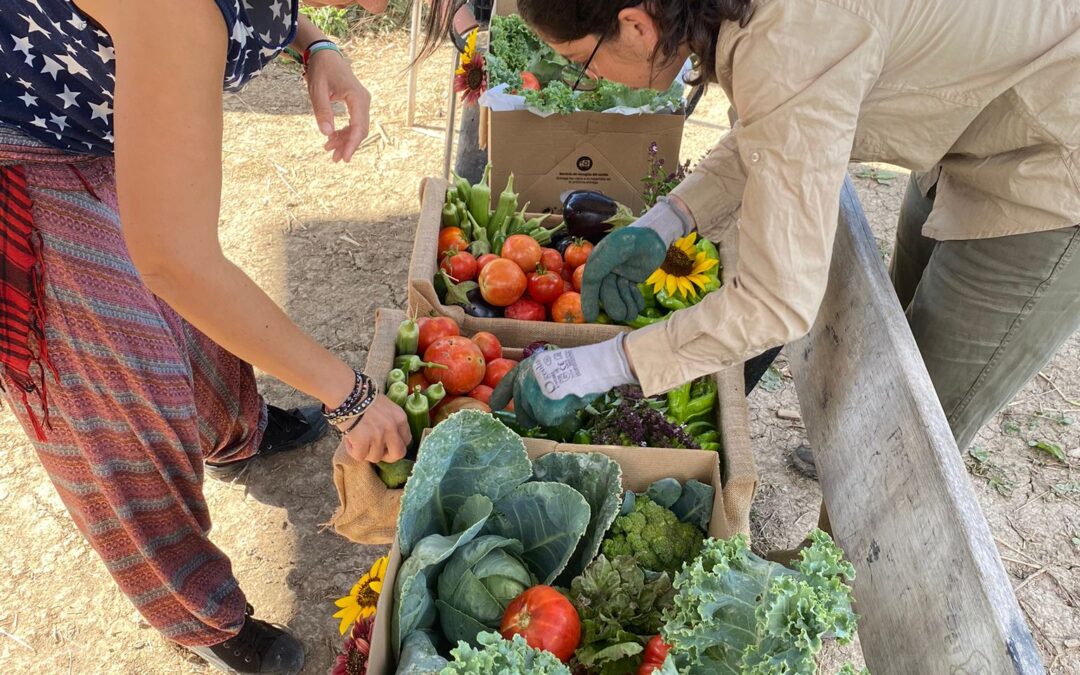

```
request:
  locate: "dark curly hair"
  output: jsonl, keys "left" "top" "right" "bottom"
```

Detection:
{"left": 422, "top": 0, "right": 754, "bottom": 86}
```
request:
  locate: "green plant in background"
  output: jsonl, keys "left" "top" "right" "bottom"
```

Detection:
{"left": 642, "top": 141, "right": 692, "bottom": 211}
{"left": 300, "top": 0, "right": 416, "bottom": 39}
{"left": 300, "top": 5, "right": 358, "bottom": 38}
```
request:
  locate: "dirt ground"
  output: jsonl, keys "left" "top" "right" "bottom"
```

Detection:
{"left": 1, "top": 34, "right": 1077, "bottom": 675}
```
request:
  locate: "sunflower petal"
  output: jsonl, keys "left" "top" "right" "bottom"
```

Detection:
{"left": 369, "top": 580, "right": 383, "bottom": 594}
{"left": 371, "top": 557, "right": 388, "bottom": 579}
{"left": 646, "top": 270, "right": 665, "bottom": 286}
{"left": 335, "top": 596, "right": 355, "bottom": 609}
{"left": 666, "top": 275, "right": 678, "bottom": 296}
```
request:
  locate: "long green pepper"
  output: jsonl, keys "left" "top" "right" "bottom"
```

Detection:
{"left": 488, "top": 173, "right": 518, "bottom": 238}
{"left": 468, "top": 164, "right": 492, "bottom": 233}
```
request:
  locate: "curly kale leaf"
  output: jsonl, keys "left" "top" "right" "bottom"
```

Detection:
{"left": 662, "top": 530, "right": 858, "bottom": 675}
{"left": 441, "top": 632, "right": 571, "bottom": 674}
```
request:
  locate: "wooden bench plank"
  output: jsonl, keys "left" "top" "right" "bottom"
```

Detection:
{"left": 789, "top": 178, "right": 1044, "bottom": 674}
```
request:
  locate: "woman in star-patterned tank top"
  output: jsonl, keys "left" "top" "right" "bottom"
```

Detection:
{"left": 0, "top": 1, "right": 403, "bottom": 673}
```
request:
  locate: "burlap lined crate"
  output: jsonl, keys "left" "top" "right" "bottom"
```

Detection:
{"left": 407, "top": 176, "right": 738, "bottom": 347}
{"left": 330, "top": 308, "right": 756, "bottom": 546}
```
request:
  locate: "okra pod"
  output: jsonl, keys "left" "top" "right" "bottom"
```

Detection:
{"left": 404, "top": 386, "right": 431, "bottom": 451}
{"left": 394, "top": 355, "right": 448, "bottom": 374}
{"left": 387, "top": 381, "right": 410, "bottom": 407}
{"left": 441, "top": 203, "right": 460, "bottom": 229}
{"left": 423, "top": 382, "right": 446, "bottom": 408}
{"left": 491, "top": 233, "right": 507, "bottom": 257}
{"left": 386, "top": 368, "right": 407, "bottom": 389}
{"left": 395, "top": 317, "right": 420, "bottom": 355}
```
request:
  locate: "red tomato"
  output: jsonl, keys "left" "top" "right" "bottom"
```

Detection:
{"left": 407, "top": 372, "right": 430, "bottom": 390}
{"left": 438, "top": 227, "right": 470, "bottom": 257}
{"left": 440, "top": 249, "right": 478, "bottom": 282}
{"left": 560, "top": 265, "right": 574, "bottom": 282}
{"left": 484, "top": 358, "right": 517, "bottom": 388}
{"left": 540, "top": 248, "right": 563, "bottom": 274}
{"left": 564, "top": 239, "right": 594, "bottom": 269}
{"left": 501, "top": 234, "right": 542, "bottom": 273}
{"left": 520, "top": 71, "right": 541, "bottom": 91}
{"left": 467, "top": 384, "right": 493, "bottom": 404}
{"left": 505, "top": 298, "right": 546, "bottom": 321}
{"left": 637, "top": 636, "right": 671, "bottom": 675}
{"left": 479, "top": 259, "right": 527, "bottom": 307}
{"left": 551, "top": 292, "right": 585, "bottom": 324}
{"left": 423, "top": 336, "right": 486, "bottom": 395}
{"left": 476, "top": 253, "right": 500, "bottom": 272}
{"left": 417, "top": 317, "right": 460, "bottom": 354}
{"left": 470, "top": 331, "right": 503, "bottom": 363}
{"left": 432, "top": 396, "right": 490, "bottom": 424}
{"left": 500, "top": 586, "right": 581, "bottom": 663}
{"left": 572, "top": 264, "right": 585, "bottom": 292}
{"left": 527, "top": 269, "right": 564, "bottom": 305}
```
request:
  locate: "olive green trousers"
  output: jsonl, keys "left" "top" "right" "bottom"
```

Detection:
{"left": 890, "top": 177, "right": 1080, "bottom": 451}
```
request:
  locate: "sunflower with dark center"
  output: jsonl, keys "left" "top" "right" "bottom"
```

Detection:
{"left": 332, "top": 617, "right": 374, "bottom": 675}
{"left": 454, "top": 28, "right": 487, "bottom": 105}
{"left": 646, "top": 232, "right": 719, "bottom": 298}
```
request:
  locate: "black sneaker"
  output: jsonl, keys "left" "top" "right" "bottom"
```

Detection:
{"left": 188, "top": 612, "right": 304, "bottom": 674}
{"left": 206, "top": 405, "right": 330, "bottom": 480}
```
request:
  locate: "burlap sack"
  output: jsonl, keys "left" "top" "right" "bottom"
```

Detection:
{"left": 329, "top": 308, "right": 403, "bottom": 545}
{"left": 330, "top": 308, "right": 757, "bottom": 544}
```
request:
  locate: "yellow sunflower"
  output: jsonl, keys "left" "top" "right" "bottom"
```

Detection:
{"left": 645, "top": 232, "right": 719, "bottom": 300}
{"left": 332, "top": 556, "right": 388, "bottom": 635}
{"left": 455, "top": 28, "right": 479, "bottom": 76}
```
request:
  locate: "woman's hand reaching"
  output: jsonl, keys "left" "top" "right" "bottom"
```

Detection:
{"left": 305, "top": 48, "right": 371, "bottom": 163}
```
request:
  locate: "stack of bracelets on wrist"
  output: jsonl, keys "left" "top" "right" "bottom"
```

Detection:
{"left": 323, "top": 370, "right": 377, "bottom": 433}
{"left": 284, "top": 39, "right": 344, "bottom": 78}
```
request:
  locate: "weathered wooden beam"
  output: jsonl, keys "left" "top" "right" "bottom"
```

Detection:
{"left": 789, "top": 177, "right": 1044, "bottom": 674}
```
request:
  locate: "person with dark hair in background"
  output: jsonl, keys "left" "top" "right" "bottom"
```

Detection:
{"left": 0, "top": 1, "right": 408, "bottom": 672}
{"left": 423, "top": 0, "right": 1080, "bottom": 479}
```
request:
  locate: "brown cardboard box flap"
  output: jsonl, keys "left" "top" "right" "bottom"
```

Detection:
{"left": 487, "top": 109, "right": 685, "bottom": 215}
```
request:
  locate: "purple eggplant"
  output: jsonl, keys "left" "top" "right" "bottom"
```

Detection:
{"left": 561, "top": 190, "right": 636, "bottom": 244}
{"left": 440, "top": 270, "right": 503, "bottom": 318}
{"left": 522, "top": 340, "right": 560, "bottom": 358}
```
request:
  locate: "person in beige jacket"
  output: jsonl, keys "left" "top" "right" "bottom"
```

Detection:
{"left": 435, "top": 0, "right": 1080, "bottom": 454}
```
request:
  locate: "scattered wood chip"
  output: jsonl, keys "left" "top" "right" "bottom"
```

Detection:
{"left": 777, "top": 409, "right": 802, "bottom": 422}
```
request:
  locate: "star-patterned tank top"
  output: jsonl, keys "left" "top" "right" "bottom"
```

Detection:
{"left": 0, "top": 0, "right": 298, "bottom": 156}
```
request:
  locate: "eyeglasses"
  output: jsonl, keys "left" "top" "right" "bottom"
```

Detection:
{"left": 569, "top": 34, "right": 605, "bottom": 92}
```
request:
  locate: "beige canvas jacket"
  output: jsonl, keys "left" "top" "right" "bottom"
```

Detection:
{"left": 627, "top": 0, "right": 1080, "bottom": 394}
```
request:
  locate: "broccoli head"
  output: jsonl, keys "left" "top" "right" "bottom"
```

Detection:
{"left": 601, "top": 496, "right": 704, "bottom": 576}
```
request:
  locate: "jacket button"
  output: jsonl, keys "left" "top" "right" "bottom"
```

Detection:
{"left": 750, "top": 151, "right": 761, "bottom": 163}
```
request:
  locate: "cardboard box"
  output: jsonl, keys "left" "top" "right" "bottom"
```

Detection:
{"left": 364, "top": 424, "right": 756, "bottom": 675}
{"left": 483, "top": 0, "right": 685, "bottom": 214}
{"left": 487, "top": 110, "right": 685, "bottom": 215}
{"left": 331, "top": 307, "right": 757, "bottom": 548}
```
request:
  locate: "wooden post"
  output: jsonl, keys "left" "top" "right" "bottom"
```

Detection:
{"left": 405, "top": 0, "right": 422, "bottom": 127}
{"left": 789, "top": 178, "right": 1044, "bottom": 674}
{"left": 442, "top": 49, "right": 457, "bottom": 180}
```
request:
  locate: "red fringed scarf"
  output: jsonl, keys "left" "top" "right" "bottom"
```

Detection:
{"left": 0, "top": 165, "right": 58, "bottom": 439}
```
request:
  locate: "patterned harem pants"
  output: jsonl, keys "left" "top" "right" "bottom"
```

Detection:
{"left": 1, "top": 131, "right": 266, "bottom": 647}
